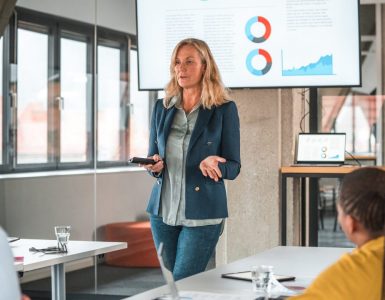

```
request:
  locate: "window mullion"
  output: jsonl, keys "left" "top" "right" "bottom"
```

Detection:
{"left": 87, "top": 31, "right": 94, "bottom": 167}
{"left": 8, "top": 13, "right": 17, "bottom": 171}
{"left": 48, "top": 23, "right": 59, "bottom": 167}
{"left": 122, "top": 36, "right": 130, "bottom": 162}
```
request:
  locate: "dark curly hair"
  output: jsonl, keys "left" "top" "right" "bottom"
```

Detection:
{"left": 339, "top": 167, "right": 385, "bottom": 236}
{"left": 338, "top": 167, "right": 385, "bottom": 300}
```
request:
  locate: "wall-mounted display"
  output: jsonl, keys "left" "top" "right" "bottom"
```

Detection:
{"left": 136, "top": 0, "right": 360, "bottom": 90}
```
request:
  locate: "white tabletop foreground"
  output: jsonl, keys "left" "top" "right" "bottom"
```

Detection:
{"left": 126, "top": 246, "right": 353, "bottom": 300}
{"left": 10, "top": 239, "right": 127, "bottom": 272}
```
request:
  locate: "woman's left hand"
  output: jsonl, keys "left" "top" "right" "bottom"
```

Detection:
{"left": 199, "top": 156, "right": 226, "bottom": 182}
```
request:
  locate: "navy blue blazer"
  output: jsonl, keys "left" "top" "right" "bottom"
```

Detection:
{"left": 146, "top": 99, "right": 241, "bottom": 219}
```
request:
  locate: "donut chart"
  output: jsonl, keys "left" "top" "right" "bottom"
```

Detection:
{"left": 245, "top": 16, "right": 271, "bottom": 43}
{"left": 246, "top": 49, "right": 272, "bottom": 75}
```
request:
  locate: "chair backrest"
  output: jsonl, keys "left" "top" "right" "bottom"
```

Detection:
{"left": 0, "top": 227, "right": 22, "bottom": 300}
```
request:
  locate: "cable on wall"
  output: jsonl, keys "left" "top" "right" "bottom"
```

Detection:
{"left": 298, "top": 88, "right": 310, "bottom": 133}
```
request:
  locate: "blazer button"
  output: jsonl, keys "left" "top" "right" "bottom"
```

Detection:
{"left": 195, "top": 186, "right": 200, "bottom": 192}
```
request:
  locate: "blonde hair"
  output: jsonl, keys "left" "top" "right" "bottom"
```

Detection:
{"left": 163, "top": 38, "right": 230, "bottom": 109}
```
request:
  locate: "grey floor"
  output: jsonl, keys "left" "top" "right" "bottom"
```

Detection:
{"left": 22, "top": 265, "right": 164, "bottom": 299}
{"left": 318, "top": 211, "right": 354, "bottom": 248}
{"left": 22, "top": 255, "right": 216, "bottom": 299}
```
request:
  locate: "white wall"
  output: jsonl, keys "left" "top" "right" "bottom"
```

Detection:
{"left": 1, "top": 171, "right": 154, "bottom": 240}
{"left": 0, "top": 180, "right": 5, "bottom": 226}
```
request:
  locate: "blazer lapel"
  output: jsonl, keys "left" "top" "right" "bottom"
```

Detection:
{"left": 158, "top": 106, "right": 177, "bottom": 158}
{"left": 188, "top": 107, "right": 214, "bottom": 152}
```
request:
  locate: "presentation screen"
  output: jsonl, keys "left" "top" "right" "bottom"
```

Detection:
{"left": 136, "top": 0, "right": 360, "bottom": 90}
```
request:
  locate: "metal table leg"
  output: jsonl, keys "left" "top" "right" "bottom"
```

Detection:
{"left": 309, "top": 178, "right": 319, "bottom": 246}
{"left": 51, "top": 263, "right": 65, "bottom": 300}
{"left": 301, "top": 177, "right": 306, "bottom": 246}
{"left": 280, "top": 173, "right": 287, "bottom": 245}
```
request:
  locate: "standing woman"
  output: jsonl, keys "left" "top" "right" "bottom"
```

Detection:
{"left": 143, "top": 38, "right": 241, "bottom": 280}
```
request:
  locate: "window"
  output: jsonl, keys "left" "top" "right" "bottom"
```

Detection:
{"left": 17, "top": 27, "right": 48, "bottom": 164}
{"left": 97, "top": 44, "right": 124, "bottom": 162}
{"left": 129, "top": 49, "right": 149, "bottom": 157}
{"left": 320, "top": 4, "right": 382, "bottom": 157}
{"left": 317, "top": 3, "right": 382, "bottom": 248}
{"left": 60, "top": 36, "right": 89, "bottom": 163}
{"left": 0, "top": 8, "right": 150, "bottom": 173}
{"left": 321, "top": 94, "right": 382, "bottom": 154}
{"left": 96, "top": 30, "right": 130, "bottom": 165}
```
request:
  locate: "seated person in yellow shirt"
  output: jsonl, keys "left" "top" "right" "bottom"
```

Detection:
{"left": 289, "top": 167, "right": 385, "bottom": 300}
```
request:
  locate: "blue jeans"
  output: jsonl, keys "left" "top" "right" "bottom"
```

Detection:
{"left": 150, "top": 215, "right": 222, "bottom": 281}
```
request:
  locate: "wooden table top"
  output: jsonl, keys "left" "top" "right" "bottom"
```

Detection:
{"left": 280, "top": 165, "right": 385, "bottom": 175}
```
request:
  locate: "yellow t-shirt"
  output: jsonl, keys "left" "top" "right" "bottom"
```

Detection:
{"left": 289, "top": 236, "right": 384, "bottom": 300}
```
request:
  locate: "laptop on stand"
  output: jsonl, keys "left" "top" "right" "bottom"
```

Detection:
{"left": 292, "top": 133, "right": 346, "bottom": 166}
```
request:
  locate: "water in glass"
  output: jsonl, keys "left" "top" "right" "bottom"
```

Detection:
{"left": 251, "top": 265, "right": 273, "bottom": 297}
{"left": 54, "top": 226, "right": 71, "bottom": 251}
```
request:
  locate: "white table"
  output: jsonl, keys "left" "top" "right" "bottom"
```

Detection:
{"left": 126, "top": 246, "right": 353, "bottom": 299}
{"left": 10, "top": 239, "right": 126, "bottom": 300}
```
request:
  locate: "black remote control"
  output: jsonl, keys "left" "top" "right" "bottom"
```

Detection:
{"left": 128, "top": 157, "right": 156, "bottom": 165}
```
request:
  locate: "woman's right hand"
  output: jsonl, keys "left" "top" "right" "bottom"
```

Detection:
{"left": 142, "top": 154, "right": 164, "bottom": 173}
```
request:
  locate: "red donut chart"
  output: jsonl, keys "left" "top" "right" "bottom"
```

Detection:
{"left": 246, "top": 48, "right": 272, "bottom": 75}
{"left": 245, "top": 16, "right": 271, "bottom": 43}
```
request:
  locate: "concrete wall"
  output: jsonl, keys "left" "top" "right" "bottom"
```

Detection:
{"left": 217, "top": 88, "right": 304, "bottom": 264}
{"left": 382, "top": 5, "right": 385, "bottom": 165}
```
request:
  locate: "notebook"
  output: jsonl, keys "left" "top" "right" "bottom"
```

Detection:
{"left": 155, "top": 243, "right": 252, "bottom": 300}
{"left": 222, "top": 271, "right": 295, "bottom": 282}
{"left": 293, "top": 133, "right": 346, "bottom": 166}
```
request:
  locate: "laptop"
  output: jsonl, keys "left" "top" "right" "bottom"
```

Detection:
{"left": 155, "top": 243, "right": 252, "bottom": 300}
{"left": 0, "top": 227, "right": 22, "bottom": 300}
{"left": 293, "top": 133, "right": 346, "bottom": 166}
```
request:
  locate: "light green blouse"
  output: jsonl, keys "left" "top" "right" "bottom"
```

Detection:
{"left": 160, "top": 96, "right": 222, "bottom": 227}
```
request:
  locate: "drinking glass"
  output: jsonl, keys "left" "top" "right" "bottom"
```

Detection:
{"left": 251, "top": 265, "right": 273, "bottom": 298}
{"left": 54, "top": 225, "right": 71, "bottom": 252}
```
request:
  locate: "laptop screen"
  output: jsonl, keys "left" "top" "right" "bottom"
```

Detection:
{"left": 296, "top": 133, "right": 346, "bottom": 164}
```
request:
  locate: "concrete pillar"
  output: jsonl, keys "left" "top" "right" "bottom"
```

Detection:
{"left": 381, "top": 5, "right": 385, "bottom": 165}
{"left": 216, "top": 88, "right": 305, "bottom": 264}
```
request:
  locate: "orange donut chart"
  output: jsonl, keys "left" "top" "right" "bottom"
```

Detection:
{"left": 245, "top": 16, "right": 271, "bottom": 43}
